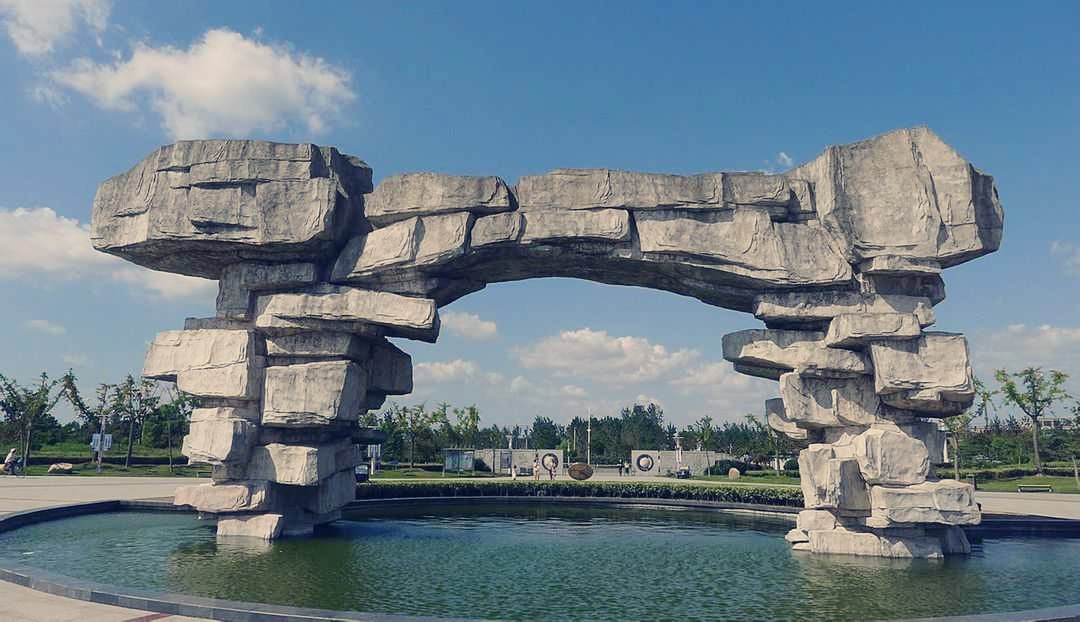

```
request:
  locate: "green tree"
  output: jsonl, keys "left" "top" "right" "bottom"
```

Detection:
{"left": 113, "top": 375, "right": 160, "bottom": 468}
{"left": 995, "top": 367, "right": 1071, "bottom": 475}
{"left": 530, "top": 416, "right": 561, "bottom": 450}
{"left": 0, "top": 371, "right": 72, "bottom": 469}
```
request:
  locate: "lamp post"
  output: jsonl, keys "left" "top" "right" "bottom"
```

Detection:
{"left": 586, "top": 409, "right": 592, "bottom": 466}
{"left": 506, "top": 433, "right": 515, "bottom": 477}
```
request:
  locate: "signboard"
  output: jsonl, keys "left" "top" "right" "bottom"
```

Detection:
{"left": 90, "top": 433, "right": 113, "bottom": 452}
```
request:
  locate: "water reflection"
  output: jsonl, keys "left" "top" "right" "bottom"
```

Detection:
{"left": 0, "top": 509, "right": 1077, "bottom": 621}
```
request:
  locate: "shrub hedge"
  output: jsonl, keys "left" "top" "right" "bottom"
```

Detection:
{"left": 356, "top": 480, "right": 804, "bottom": 507}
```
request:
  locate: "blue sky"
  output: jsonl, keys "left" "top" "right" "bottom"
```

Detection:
{"left": 1, "top": 1, "right": 1078, "bottom": 428}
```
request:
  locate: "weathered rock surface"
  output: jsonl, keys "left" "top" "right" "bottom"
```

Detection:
{"left": 779, "top": 373, "right": 881, "bottom": 428}
{"left": 182, "top": 417, "right": 255, "bottom": 465}
{"left": 174, "top": 480, "right": 272, "bottom": 513}
{"left": 869, "top": 333, "right": 974, "bottom": 414}
{"left": 246, "top": 441, "right": 355, "bottom": 486}
{"left": 636, "top": 210, "right": 851, "bottom": 285}
{"left": 850, "top": 427, "right": 929, "bottom": 485}
{"left": 754, "top": 292, "right": 935, "bottom": 328}
{"left": 216, "top": 513, "right": 284, "bottom": 540}
{"left": 869, "top": 480, "right": 980, "bottom": 526}
{"left": 787, "top": 127, "right": 1003, "bottom": 267}
{"left": 217, "top": 262, "right": 318, "bottom": 320}
{"left": 91, "top": 141, "right": 372, "bottom": 278}
{"left": 262, "top": 361, "right": 365, "bottom": 427}
{"left": 365, "top": 173, "right": 512, "bottom": 227}
{"left": 824, "top": 313, "right": 922, "bottom": 348}
{"left": 91, "top": 128, "right": 999, "bottom": 550}
{"left": 143, "top": 329, "right": 262, "bottom": 400}
{"left": 723, "top": 330, "right": 870, "bottom": 380}
{"left": 254, "top": 286, "right": 439, "bottom": 342}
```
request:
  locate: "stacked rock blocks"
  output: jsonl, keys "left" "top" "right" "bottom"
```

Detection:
{"left": 91, "top": 128, "right": 1003, "bottom": 551}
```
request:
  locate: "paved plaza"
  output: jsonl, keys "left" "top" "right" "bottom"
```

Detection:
{"left": 0, "top": 474, "right": 1077, "bottom": 620}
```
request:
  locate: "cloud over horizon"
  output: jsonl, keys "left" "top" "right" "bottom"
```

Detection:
{"left": 0, "top": 206, "right": 214, "bottom": 300}
{"left": 51, "top": 28, "right": 355, "bottom": 139}
{"left": 0, "top": 0, "right": 109, "bottom": 57}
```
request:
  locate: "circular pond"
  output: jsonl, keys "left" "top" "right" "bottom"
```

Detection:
{"left": 2, "top": 502, "right": 1079, "bottom": 621}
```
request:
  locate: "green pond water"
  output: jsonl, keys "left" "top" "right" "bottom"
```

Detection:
{"left": 1, "top": 504, "right": 1079, "bottom": 621}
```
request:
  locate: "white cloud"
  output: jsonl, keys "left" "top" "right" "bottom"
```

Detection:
{"left": 560, "top": 384, "right": 587, "bottom": 398}
{"left": 777, "top": 152, "right": 794, "bottom": 168}
{"left": 441, "top": 311, "right": 498, "bottom": 340}
{"left": 970, "top": 324, "right": 1080, "bottom": 382}
{"left": 515, "top": 328, "right": 699, "bottom": 385}
{"left": 0, "top": 207, "right": 214, "bottom": 300}
{"left": 0, "top": 0, "right": 109, "bottom": 57}
{"left": 24, "top": 319, "right": 67, "bottom": 336}
{"left": 414, "top": 359, "right": 478, "bottom": 384}
{"left": 23, "top": 319, "right": 66, "bottom": 335}
{"left": 1050, "top": 241, "right": 1080, "bottom": 275}
{"left": 52, "top": 28, "right": 355, "bottom": 139}
{"left": 61, "top": 353, "right": 88, "bottom": 366}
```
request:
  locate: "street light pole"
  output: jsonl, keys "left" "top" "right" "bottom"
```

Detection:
{"left": 586, "top": 409, "right": 592, "bottom": 466}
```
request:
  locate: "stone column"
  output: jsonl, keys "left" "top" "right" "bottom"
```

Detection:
{"left": 162, "top": 265, "right": 424, "bottom": 539}
{"left": 725, "top": 280, "right": 980, "bottom": 558}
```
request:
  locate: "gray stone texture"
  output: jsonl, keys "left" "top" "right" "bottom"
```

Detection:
{"left": 91, "top": 141, "right": 372, "bottom": 278}
{"left": 91, "top": 128, "right": 1000, "bottom": 551}
{"left": 365, "top": 173, "right": 512, "bottom": 227}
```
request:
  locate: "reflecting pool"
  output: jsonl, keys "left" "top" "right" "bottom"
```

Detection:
{"left": 1, "top": 503, "right": 1078, "bottom": 621}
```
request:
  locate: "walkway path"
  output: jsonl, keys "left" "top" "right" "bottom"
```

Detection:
{"left": 0, "top": 475, "right": 209, "bottom": 621}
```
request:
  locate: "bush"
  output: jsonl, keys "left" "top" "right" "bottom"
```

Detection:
{"left": 707, "top": 459, "right": 763, "bottom": 476}
{"left": 783, "top": 458, "right": 799, "bottom": 471}
{"left": 355, "top": 480, "right": 804, "bottom": 507}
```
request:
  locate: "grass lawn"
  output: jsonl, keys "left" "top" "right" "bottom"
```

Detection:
{"left": 966, "top": 475, "right": 1080, "bottom": 493}
{"left": 29, "top": 441, "right": 177, "bottom": 458}
{"left": 18, "top": 462, "right": 205, "bottom": 477}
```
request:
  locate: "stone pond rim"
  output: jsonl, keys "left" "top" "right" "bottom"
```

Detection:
{"left": 89, "top": 126, "right": 1003, "bottom": 557}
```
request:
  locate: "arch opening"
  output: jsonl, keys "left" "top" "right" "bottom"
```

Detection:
{"left": 90, "top": 127, "right": 1003, "bottom": 557}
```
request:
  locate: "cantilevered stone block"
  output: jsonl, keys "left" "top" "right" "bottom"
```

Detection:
{"left": 636, "top": 210, "right": 851, "bottom": 286}
{"left": 786, "top": 127, "right": 1003, "bottom": 268}
{"left": 254, "top": 285, "right": 439, "bottom": 343}
{"left": 262, "top": 361, "right": 365, "bottom": 427}
{"left": 264, "top": 332, "right": 372, "bottom": 361}
{"left": 182, "top": 417, "right": 255, "bottom": 465}
{"left": 868, "top": 480, "right": 980, "bottom": 526}
{"left": 331, "top": 212, "right": 472, "bottom": 281}
{"left": 246, "top": 441, "right": 355, "bottom": 485}
{"left": 723, "top": 330, "right": 870, "bottom": 380}
{"left": 753, "top": 292, "right": 935, "bottom": 328}
{"left": 365, "top": 173, "right": 512, "bottom": 227}
{"left": 217, "top": 262, "right": 318, "bottom": 320}
{"left": 824, "top": 313, "right": 922, "bottom": 348}
{"left": 91, "top": 141, "right": 371, "bottom": 279}
{"left": 869, "top": 333, "right": 975, "bottom": 415}
{"left": 368, "top": 340, "right": 412, "bottom": 395}
{"left": 779, "top": 373, "right": 881, "bottom": 428}
{"left": 765, "top": 398, "right": 808, "bottom": 440}
{"left": 143, "top": 329, "right": 262, "bottom": 400}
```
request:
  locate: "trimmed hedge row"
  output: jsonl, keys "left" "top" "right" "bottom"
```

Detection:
{"left": 27, "top": 455, "right": 188, "bottom": 466}
{"left": 356, "top": 480, "right": 804, "bottom": 507}
{"left": 945, "top": 466, "right": 1077, "bottom": 480}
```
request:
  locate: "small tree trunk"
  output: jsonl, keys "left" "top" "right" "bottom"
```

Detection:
{"left": 1072, "top": 455, "right": 1079, "bottom": 490}
{"left": 23, "top": 424, "right": 33, "bottom": 473}
{"left": 166, "top": 413, "right": 173, "bottom": 472}
{"left": 951, "top": 436, "right": 960, "bottom": 480}
{"left": 125, "top": 417, "right": 135, "bottom": 469}
{"left": 1030, "top": 417, "right": 1043, "bottom": 475}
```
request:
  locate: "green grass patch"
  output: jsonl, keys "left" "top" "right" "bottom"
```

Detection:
{"left": 693, "top": 473, "right": 802, "bottom": 486}
{"left": 20, "top": 462, "right": 205, "bottom": 477}
{"left": 946, "top": 474, "right": 1080, "bottom": 494}
{"left": 371, "top": 468, "right": 499, "bottom": 480}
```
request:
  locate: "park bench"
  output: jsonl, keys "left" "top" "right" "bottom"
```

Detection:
{"left": 1017, "top": 484, "right": 1053, "bottom": 493}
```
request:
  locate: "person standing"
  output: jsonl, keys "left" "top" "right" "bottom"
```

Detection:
{"left": 3, "top": 448, "right": 18, "bottom": 474}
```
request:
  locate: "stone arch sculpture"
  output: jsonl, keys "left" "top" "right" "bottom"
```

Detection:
{"left": 90, "top": 127, "right": 1003, "bottom": 557}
